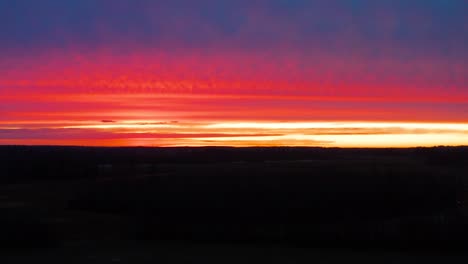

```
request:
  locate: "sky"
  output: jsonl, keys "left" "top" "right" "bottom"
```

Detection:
{"left": 0, "top": 0, "right": 467, "bottom": 147}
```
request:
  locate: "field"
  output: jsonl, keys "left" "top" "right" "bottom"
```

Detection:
{"left": 1, "top": 146, "right": 468, "bottom": 262}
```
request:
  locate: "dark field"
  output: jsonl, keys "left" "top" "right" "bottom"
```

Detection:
{"left": 1, "top": 146, "right": 468, "bottom": 263}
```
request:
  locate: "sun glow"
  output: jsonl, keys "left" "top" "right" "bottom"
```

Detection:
{"left": 203, "top": 122, "right": 468, "bottom": 130}
{"left": 1, "top": 119, "right": 466, "bottom": 147}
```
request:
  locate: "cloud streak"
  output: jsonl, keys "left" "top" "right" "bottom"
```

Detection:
{"left": 1, "top": 121, "right": 467, "bottom": 147}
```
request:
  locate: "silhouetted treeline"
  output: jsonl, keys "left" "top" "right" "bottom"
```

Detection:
{"left": 1, "top": 146, "right": 467, "bottom": 183}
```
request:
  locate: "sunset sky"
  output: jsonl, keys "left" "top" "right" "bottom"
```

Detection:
{"left": 1, "top": 0, "right": 467, "bottom": 147}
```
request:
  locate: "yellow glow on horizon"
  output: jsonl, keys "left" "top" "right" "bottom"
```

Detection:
{"left": 18, "top": 120, "right": 462, "bottom": 147}
{"left": 203, "top": 121, "right": 468, "bottom": 131}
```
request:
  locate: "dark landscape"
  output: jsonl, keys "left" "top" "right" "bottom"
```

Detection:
{"left": 1, "top": 0, "right": 467, "bottom": 262}
{"left": 1, "top": 146, "right": 468, "bottom": 263}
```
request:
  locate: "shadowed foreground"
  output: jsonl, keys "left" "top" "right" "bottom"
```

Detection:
{"left": 1, "top": 146, "right": 468, "bottom": 262}
{"left": 4, "top": 241, "right": 468, "bottom": 264}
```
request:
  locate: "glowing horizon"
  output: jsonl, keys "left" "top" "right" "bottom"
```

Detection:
{"left": 1, "top": 118, "right": 467, "bottom": 147}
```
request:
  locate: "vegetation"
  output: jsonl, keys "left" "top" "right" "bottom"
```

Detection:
{"left": 0, "top": 146, "right": 467, "bottom": 249}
